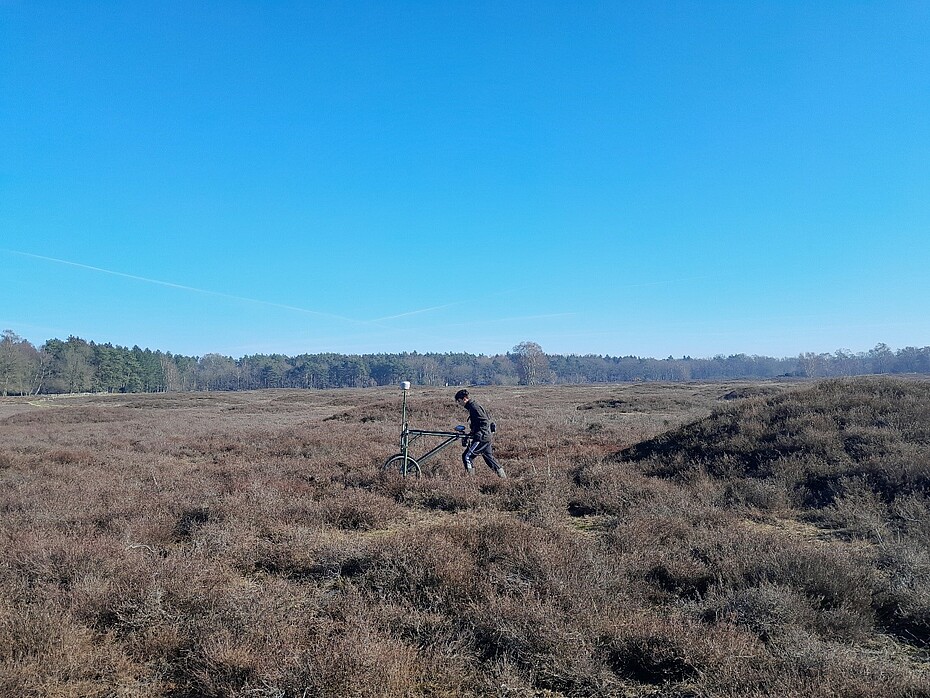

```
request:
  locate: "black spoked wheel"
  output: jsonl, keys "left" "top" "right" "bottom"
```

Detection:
{"left": 382, "top": 453, "right": 421, "bottom": 477}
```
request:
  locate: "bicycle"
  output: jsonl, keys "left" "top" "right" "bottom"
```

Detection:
{"left": 381, "top": 382, "right": 468, "bottom": 477}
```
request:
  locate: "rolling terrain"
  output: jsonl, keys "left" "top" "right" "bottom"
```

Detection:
{"left": 1, "top": 379, "right": 928, "bottom": 697}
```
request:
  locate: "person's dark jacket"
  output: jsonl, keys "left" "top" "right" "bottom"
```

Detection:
{"left": 465, "top": 400, "right": 494, "bottom": 441}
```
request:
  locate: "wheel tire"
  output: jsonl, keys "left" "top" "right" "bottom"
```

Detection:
{"left": 382, "top": 454, "right": 421, "bottom": 477}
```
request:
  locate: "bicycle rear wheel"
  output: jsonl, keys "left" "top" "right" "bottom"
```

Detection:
{"left": 381, "top": 453, "right": 421, "bottom": 477}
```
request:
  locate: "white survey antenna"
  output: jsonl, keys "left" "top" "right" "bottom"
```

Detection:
{"left": 400, "top": 381, "right": 411, "bottom": 391}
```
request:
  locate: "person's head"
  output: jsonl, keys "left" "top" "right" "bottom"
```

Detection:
{"left": 454, "top": 389, "right": 469, "bottom": 407}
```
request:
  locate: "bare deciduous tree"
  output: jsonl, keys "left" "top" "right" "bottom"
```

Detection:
{"left": 0, "top": 330, "right": 25, "bottom": 396}
{"left": 512, "top": 341, "right": 551, "bottom": 386}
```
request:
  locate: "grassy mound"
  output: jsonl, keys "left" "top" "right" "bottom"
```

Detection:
{"left": 613, "top": 377, "right": 930, "bottom": 651}
{"left": 620, "top": 377, "right": 930, "bottom": 508}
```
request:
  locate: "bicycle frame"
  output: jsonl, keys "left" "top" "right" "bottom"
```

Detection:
{"left": 399, "top": 428, "right": 464, "bottom": 469}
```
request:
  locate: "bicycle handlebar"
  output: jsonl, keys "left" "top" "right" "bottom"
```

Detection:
{"left": 405, "top": 427, "right": 469, "bottom": 438}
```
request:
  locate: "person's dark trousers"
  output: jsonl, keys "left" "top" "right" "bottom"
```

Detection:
{"left": 463, "top": 439, "right": 505, "bottom": 476}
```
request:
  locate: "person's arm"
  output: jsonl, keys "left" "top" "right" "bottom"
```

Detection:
{"left": 471, "top": 403, "right": 491, "bottom": 438}
{"left": 466, "top": 404, "right": 481, "bottom": 437}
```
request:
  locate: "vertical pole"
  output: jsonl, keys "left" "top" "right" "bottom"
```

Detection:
{"left": 402, "top": 384, "right": 408, "bottom": 434}
{"left": 400, "top": 381, "right": 410, "bottom": 476}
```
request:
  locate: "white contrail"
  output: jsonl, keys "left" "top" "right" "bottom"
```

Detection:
{"left": 366, "top": 285, "right": 538, "bottom": 323}
{"left": 3, "top": 248, "right": 364, "bottom": 324}
{"left": 369, "top": 300, "right": 467, "bottom": 322}
{"left": 364, "top": 275, "right": 713, "bottom": 326}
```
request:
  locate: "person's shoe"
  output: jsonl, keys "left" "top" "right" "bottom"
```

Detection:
{"left": 495, "top": 467, "right": 507, "bottom": 479}
{"left": 464, "top": 462, "right": 474, "bottom": 474}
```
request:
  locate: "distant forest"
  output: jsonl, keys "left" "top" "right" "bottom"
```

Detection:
{"left": 1, "top": 330, "right": 929, "bottom": 396}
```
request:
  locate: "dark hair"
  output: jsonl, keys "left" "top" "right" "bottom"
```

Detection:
{"left": 454, "top": 389, "right": 469, "bottom": 401}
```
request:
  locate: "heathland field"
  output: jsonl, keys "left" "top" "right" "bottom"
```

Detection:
{"left": 2, "top": 378, "right": 929, "bottom": 697}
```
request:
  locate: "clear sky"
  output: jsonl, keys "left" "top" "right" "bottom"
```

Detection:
{"left": 2, "top": 2, "right": 929, "bottom": 360}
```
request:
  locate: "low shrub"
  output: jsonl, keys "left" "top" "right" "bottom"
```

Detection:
{"left": 4, "top": 382, "right": 930, "bottom": 696}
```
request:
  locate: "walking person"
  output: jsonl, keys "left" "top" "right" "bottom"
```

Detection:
{"left": 455, "top": 389, "right": 506, "bottom": 478}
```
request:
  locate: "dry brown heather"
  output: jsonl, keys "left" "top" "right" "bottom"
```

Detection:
{"left": 1, "top": 379, "right": 929, "bottom": 697}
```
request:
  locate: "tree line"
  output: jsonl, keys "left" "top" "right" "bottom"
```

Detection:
{"left": 1, "top": 330, "right": 928, "bottom": 396}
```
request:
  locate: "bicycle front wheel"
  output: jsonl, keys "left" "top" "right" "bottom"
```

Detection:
{"left": 382, "top": 453, "right": 421, "bottom": 477}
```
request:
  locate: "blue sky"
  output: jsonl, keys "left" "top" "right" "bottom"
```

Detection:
{"left": 2, "top": 2, "right": 928, "bottom": 359}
